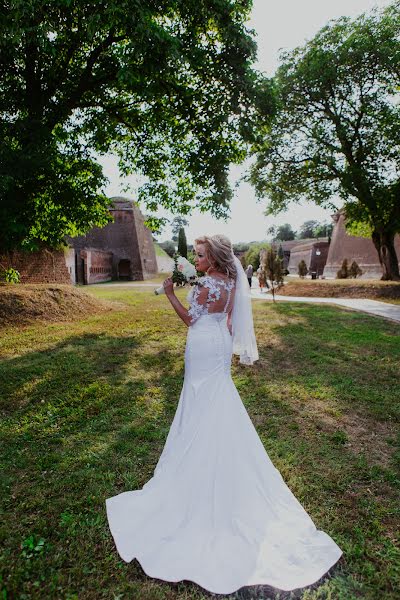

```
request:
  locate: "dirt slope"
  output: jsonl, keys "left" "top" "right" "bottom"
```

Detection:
{"left": 278, "top": 278, "right": 400, "bottom": 300}
{"left": 0, "top": 284, "right": 118, "bottom": 326}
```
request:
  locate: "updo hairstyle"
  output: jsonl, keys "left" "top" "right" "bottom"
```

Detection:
{"left": 194, "top": 234, "right": 237, "bottom": 279}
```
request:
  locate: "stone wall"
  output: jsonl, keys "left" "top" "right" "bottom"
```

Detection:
{"left": 0, "top": 247, "right": 73, "bottom": 284}
{"left": 287, "top": 241, "right": 329, "bottom": 276}
{"left": 68, "top": 198, "right": 158, "bottom": 281}
{"left": 131, "top": 205, "right": 158, "bottom": 279}
{"left": 323, "top": 211, "right": 400, "bottom": 279}
{"left": 80, "top": 249, "right": 113, "bottom": 285}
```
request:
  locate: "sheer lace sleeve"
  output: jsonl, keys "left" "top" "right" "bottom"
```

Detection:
{"left": 187, "top": 282, "right": 210, "bottom": 325}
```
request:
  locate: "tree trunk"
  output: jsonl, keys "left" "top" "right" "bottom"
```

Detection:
{"left": 372, "top": 229, "right": 400, "bottom": 280}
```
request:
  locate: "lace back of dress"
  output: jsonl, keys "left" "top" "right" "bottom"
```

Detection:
{"left": 187, "top": 275, "right": 235, "bottom": 324}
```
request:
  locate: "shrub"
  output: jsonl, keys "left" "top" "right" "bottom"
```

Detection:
{"left": 0, "top": 267, "right": 21, "bottom": 284}
{"left": 298, "top": 260, "right": 308, "bottom": 278}
{"left": 337, "top": 258, "right": 349, "bottom": 279}
{"left": 349, "top": 260, "right": 363, "bottom": 278}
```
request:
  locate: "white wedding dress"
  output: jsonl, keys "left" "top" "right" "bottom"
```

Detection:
{"left": 106, "top": 274, "right": 342, "bottom": 595}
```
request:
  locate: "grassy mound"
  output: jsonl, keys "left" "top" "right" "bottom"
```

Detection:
{"left": 0, "top": 284, "right": 118, "bottom": 326}
{"left": 279, "top": 278, "right": 400, "bottom": 301}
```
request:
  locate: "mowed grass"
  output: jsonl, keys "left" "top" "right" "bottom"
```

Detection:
{"left": 1, "top": 285, "right": 399, "bottom": 600}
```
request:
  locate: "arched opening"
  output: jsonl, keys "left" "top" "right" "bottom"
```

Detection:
{"left": 118, "top": 259, "right": 131, "bottom": 280}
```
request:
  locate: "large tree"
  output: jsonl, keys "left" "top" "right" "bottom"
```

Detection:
{"left": 0, "top": 0, "right": 273, "bottom": 252}
{"left": 250, "top": 2, "right": 400, "bottom": 280}
{"left": 268, "top": 223, "right": 296, "bottom": 241}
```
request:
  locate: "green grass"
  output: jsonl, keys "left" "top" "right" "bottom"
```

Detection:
{"left": 1, "top": 288, "right": 399, "bottom": 600}
{"left": 154, "top": 242, "right": 172, "bottom": 258}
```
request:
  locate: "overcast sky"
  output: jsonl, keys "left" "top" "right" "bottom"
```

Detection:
{"left": 98, "top": 0, "right": 393, "bottom": 243}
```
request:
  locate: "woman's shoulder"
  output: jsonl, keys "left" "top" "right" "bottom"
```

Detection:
{"left": 200, "top": 274, "right": 235, "bottom": 289}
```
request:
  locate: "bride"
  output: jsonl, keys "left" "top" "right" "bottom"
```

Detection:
{"left": 106, "top": 234, "right": 342, "bottom": 595}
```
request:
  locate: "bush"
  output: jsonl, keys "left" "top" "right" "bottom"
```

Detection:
{"left": 233, "top": 242, "right": 250, "bottom": 253}
{"left": 0, "top": 267, "right": 21, "bottom": 284}
{"left": 298, "top": 260, "right": 308, "bottom": 278}
{"left": 186, "top": 251, "right": 196, "bottom": 267}
{"left": 337, "top": 258, "right": 349, "bottom": 279}
{"left": 349, "top": 260, "right": 363, "bottom": 278}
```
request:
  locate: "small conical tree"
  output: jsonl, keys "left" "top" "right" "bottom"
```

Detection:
{"left": 336, "top": 258, "right": 349, "bottom": 279}
{"left": 262, "top": 248, "right": 284, "bottom": 302}
{"left": 298, "top": 260, "right": 308, "bottom": 278}
{"left": 349, "top": 260, "right": 363, "bottom": 278}
{"left": 177, "top": 227, "right": 188, "bottom": 258}
{"left": 278, "top": 244, "right": 284, "bottom": 260}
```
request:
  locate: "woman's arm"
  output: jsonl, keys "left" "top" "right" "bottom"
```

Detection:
{"left": 163, "top": 277, "right": 191, "bottom": 327}
{"left": 227, "top": 286, "right": 235, "bottom": 335}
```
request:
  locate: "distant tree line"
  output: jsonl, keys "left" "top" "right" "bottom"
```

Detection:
{"left": 267, "top": 220, "right": 334, "bottom": 242}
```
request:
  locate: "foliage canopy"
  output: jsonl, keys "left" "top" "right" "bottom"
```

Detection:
{"left": 0, "top": 0, "right": 273, "bottom": 252}
{"left": 250, "top": 2, "right": 400, "bottom": 279}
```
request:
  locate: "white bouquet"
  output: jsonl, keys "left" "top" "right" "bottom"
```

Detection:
{"left": 154, "top": 255, "right": 197, "bottom": 295}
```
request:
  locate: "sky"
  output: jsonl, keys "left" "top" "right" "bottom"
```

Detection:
{"left": 98, "top": 0, "right": 393, "bottom": 244}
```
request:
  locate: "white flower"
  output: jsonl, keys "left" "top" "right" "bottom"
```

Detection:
{"left": 176, "top": 256, "right": 197, "bottom": 280}
{"left": 154, "top": 255, "right": 197, "bottom": 294}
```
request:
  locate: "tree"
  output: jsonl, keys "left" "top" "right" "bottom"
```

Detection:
{"left": 177, "top": 227, "right": 188, "bottom": 258}
{"left": 298, "top": 260, "right": 308, "bottom": 278}
{"left": 0, "top": 1, "right": 274, "bottom": 252}
{"left": 244, "top": 242, "right": 270, "bottom": 271}
{"left": 313, "top": 221, "right": 333, "bottom": 239}
{"left": 233, "top": 242, "right": 250, "bottom": 253}
{"left": 260, "top": 248, "right": 284, "bottom": 301}
{"left": 250, "top": 3, "right": 400, "bottom": 280}
{"left": 275, "top": 223, "right": 296, "bottom": 241}
{"left": 171, "top": 217, "right": 189, "bottom": 242}
{"left": 298, "top": 220, "right": 319, "bottom": 239}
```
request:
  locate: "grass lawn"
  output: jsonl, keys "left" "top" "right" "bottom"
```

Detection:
{"left": 1, "top": 287, "right": 399, "bottom": 600}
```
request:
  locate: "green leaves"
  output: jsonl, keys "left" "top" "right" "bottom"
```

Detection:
{"left": 250, "top": 2, "right": 400, "bottom": 276}
{"left": 1, "top": 0, "right": 272, "bottom": 251}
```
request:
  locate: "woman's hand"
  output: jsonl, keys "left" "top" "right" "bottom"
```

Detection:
{"left": 163, "top": 277, "right": 175, "bottom": 297}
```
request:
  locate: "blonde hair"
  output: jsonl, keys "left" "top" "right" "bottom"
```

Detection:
{"left": 194, "top": 234, "right": 237, "bottom": 279}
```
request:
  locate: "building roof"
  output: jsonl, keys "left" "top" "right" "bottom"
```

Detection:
{"left": 272, "top": 238, "right": 329, "bottom": 251}
{"left": 109, "top": 196, "right": 136, "bottom": 210}
{"left": 290, "top": 240, "right": 330, "bottom": 252}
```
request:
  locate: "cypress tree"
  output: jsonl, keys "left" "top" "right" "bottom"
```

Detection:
{"left": 178, "top": 227, "right": 188, "bottom": 258}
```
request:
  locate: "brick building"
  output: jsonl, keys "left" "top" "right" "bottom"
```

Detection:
{"left": 271, "top": 239, "right": 329, "bottom": 275}
{"left": 323, "top": 210, "right": 400, "bottom": 279}
{"left": 287, "top": 240, "right": 330, "bottom": 277}
{"left": 0, "top": 197, "right": 158, "bottom": 285}
{"left": 67, "top": 197, "right": 158, "bottom": 284}
{"left": 0, "top": 247, "right": 73, "bottom": 285}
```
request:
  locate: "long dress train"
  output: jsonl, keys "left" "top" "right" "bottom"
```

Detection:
{"left": 106, "top": 277, "right": 342, "bottom": 595}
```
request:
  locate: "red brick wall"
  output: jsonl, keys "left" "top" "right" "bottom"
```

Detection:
{"left": 324, "top": 212, "right": 400, "bottom": 278}
{"left": 85, "top": 249, "right": 113, "bottom": 284}
{"left": 132, "top": 206, "right": 158, "bottom": 279}
{"left": 67, "top": 198, "right": 158, "bottom": 281}
{"left": 0, "top": 248, "right": 72, "bottom": 284}
{"left": 288, "top": 242, "right": 329, "bottom": 276}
